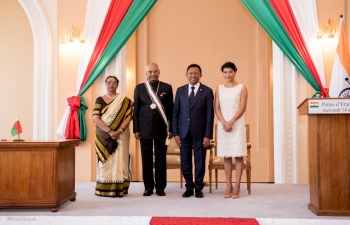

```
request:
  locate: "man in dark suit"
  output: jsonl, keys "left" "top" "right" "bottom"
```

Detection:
{"left": 173, "top": 64, "right": 214, "bottom": 198}
{"left": 133, "top": 63, "right": 174, "bottom": 197}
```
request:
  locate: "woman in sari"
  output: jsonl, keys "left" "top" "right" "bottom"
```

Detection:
{"left": 93, "top": 76, "right": 133, "bottom": 197}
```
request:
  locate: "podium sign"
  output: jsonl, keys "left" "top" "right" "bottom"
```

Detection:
{"left": 307, "top": 99, "right": 350, "bottom": 114}
{"left": 298, "top": 98, "right": 350, "bottom": 216}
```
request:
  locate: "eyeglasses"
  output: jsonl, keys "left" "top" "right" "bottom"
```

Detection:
{"left": 187, "top": 72, "right": 200, "bottom": 76}
{"left": 147, "top": 70, "right": 159, "bottom": 75}
{"left": 106, "top": 81, "right": 117, "bottom": 85}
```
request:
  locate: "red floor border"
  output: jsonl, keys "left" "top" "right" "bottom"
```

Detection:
{"left": 150, "top": 217, "right": 259, "bottom": 225}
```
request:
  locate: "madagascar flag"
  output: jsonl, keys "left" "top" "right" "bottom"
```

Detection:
{"left": 11, "top": 117, "right": 23, "bottom": 136}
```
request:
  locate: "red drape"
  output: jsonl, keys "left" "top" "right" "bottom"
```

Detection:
{"left": 65, "top": 96, "right": 81, "bottom": 139}
{"left": 269, "top": 0, "right": 328, "bottom": 97}
{"left": 79, "top": 0, "right": 133, "bottom": 91}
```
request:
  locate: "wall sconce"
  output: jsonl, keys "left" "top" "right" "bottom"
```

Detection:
{"left": 317, "top": 18, "right": 335, "bottom": 39}
{"left": 316, "top": 19, "right": 338, "bottom": 46}
{"left": 61, "top": 25, "right": 85, "bottom": 52}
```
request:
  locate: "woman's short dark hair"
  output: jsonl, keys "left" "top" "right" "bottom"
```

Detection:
{"left": 186, "top": 64, "right": 202, "bottom": 74}
{"left": 221, "top": 61, "right": 237, "bottom": 73}
{"left": 105, "top": 76, "right": 119, "bottom": 84}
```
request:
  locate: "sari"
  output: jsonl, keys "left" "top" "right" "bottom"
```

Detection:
{"left": 93, "top": 94, "right": 133, "bottom": 197}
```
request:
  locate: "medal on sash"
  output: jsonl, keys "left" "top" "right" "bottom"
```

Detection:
{"left": 150, "top": 103, "right": 157, "bottom": 109}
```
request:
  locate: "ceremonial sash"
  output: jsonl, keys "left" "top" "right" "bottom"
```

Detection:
{"left": 144, "top": 81, "right": 169, "bottom": 130}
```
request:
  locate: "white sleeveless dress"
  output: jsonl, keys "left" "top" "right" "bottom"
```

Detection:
{"left": 217, "top": 84, "right": 247, "bottom": 157}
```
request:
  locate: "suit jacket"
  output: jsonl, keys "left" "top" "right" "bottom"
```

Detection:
{"left": 133, "top": 81, "right": 174, "bottom": 139}
{"left": 172, "top": 83, "right": 214, "bottom": 140}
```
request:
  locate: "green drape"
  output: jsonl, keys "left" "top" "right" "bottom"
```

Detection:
{"left": 78, "top": 96, "right": 88, "bottom": 142}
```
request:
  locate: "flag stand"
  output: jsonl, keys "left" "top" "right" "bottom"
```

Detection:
{"left": 13, "top": 133, "right": 25, "bottom": 142}
{"left": 11, "top": 116, "right": 24, "bottom": 141}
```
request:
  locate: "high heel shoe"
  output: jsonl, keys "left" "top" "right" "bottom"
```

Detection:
{"left": 224, "top": 185, "right": 234, "bottom": 198}
{"left": 232, "top": 187, "right": 240, "bottom": 199}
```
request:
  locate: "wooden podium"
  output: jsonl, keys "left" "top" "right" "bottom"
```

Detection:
{"left": 298, "top": 98, "right": 350, "bottom": 216}
{"left": 0, "top": 139, "right": 79, "bottom": 212}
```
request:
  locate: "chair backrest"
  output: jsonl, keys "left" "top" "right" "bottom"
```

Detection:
{"left": 167, "top": 138, "right": 180, "bottom": 155}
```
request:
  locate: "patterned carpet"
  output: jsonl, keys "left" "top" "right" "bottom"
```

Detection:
{"left": 150, "top": 217, "right": 259, "bottom": 225}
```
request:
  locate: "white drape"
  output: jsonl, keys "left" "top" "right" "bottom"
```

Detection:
{"left": 289, "top": 0, "right": 326, "bottom": 87}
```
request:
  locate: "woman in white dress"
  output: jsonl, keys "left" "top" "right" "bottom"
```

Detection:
{"left": 214, "top": 62, "right": 248, "bottom": 199}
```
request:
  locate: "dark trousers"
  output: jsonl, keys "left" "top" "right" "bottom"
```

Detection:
{"left": 140, "top": 137, "right": 167, "bottom": 191}
{"left": 180, "top": 131, "right": 207, "bottom": 191}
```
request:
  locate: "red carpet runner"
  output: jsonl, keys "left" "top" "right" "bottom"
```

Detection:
{"left": 150, "top": 217, "right": 259, "bottom": 225}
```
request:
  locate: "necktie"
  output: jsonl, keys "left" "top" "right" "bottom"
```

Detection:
{"left": 189, "top": 86, "right": 195, "bottom": 106}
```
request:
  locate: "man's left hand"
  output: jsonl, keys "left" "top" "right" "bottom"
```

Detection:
{"left": 203, "top": 137, "right": 211, "bottom": 149}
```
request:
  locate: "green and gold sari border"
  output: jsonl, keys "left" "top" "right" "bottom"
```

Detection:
{"left": 95, "top": 181, "right": 130, "bottom": 197}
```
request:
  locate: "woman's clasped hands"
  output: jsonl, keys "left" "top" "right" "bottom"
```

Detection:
{"left": 108, "top": 130, "right": 121, "bottom": 139}
{"left": 222, "top": 121, "right": 233, "bottom": 132}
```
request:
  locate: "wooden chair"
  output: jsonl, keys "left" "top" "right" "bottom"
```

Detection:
{"left": 208, "top": 124, "right": 251, "bottom": 194}
{"left": 166, "top": 138, "right": 183, "bottom": 188}
{"left": 153, "top": 138, "right": 183, "bottom": 188}
{"left": 128, "top": 153, "right": 132, "bottom": 181}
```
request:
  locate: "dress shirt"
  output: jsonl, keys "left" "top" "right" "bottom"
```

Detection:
{"left": 188, "top": 82, "right": 200, "bottom": 97}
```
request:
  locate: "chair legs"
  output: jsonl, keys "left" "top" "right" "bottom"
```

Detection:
{"left": 180, "top": 169, "right": 183, "bottom": 188}
{"left": 209, "top": 167, "right": 212, "bottom": 193}
{"left": 247, "top": 169, "right": 251, "bottom": 194}
{"left": 215, "top": 169, "right": 218, "bottom": 189}
{"left": 128, "top": 153, "right": 132, "bottom": 181}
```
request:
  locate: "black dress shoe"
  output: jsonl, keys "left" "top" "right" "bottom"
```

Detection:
{"left": 195, "top": 190, "right": 204, "bottom": 198}
{"left": 156, "top": 190, "right": 166, "bottom": 196}
{"left": 182, "top": 189, "right": 194, "bottom": 197}
{"left": 143, "top": 189, "right": 153, "bottom": 196}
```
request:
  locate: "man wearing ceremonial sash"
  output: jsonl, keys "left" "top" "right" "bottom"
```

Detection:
{"left": 133, "top": 63, "right": 174, "bottom": 196}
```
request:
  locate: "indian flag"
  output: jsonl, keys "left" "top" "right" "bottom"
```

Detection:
{"left": 329, "top": 16, "right": 350, "bottom": 97}
{"left": 11, "top": 117, "right": 23, "bottom": 136}
{"left": 309, "top": 102, "right": 319, "bottom": 108}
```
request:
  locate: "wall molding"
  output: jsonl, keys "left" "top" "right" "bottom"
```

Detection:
{"left": 18, "top": 0, "right": 52, "bottom": 139}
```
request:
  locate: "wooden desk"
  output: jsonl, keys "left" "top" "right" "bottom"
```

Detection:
{"left": 0, "top": 139, "right": 79, "bottom": 212}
